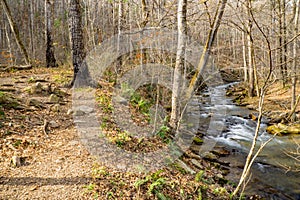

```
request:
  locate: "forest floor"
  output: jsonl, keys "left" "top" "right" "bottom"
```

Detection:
{"left": 1, "top": 66, "right": 298, "bottom": 199}
{"left": 0, "top": 67, "right": 96, "bottom": 199}
{"left": 0, "top": 66, "right": 242, "bottom": 200}
{"left": 227, "top": 81, "right": 300, "bottom": 124}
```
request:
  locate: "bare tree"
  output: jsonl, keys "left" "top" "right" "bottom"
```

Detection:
{"left": 232, "top": 1, "right": 275, "bottom": 196}
{"left": 0, "top": 0, "right": 30, "bottom": 65}
{"left": 242, "top": 31, "right": 248, "bottom": 82}
{"left": 45, "top": 0, "right": 57, "bottom": 68}
{"left": 246, "top": 1, "right": 255, "bottom": 97}
{"left": 291, "top": 0, "right": 300, "bottom": 122}
{"left": 141, "top": 0, "right": 149, "bottom": 27}
{"left": 170, "top": 0, "right": 187, "bottom": 128}
{"left": 185, "top": 0, "right": 227, "bottom": 101}
{"left": 29, "top": 0, "right": 35, "bottom": 59}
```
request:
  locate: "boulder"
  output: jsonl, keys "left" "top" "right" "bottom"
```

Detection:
{"left": 67, "top": 109, "right": 73, "bottom": 115}
{"left": 191, "top": 159, "right": 203, "bottom": 169}
{"left": 193, "top": 137, "right": 203, "bottom": 145}
{"left": 49, "top": 94, "right": 60, "bottom": 103}
{"left": 266, "top": 123, "right": 300, "bottom": 136}
{"left": 26, "top": 98, "right": 45, "bottom": 108}
{"left": 75, "top": 105, "right": 94, "bottom": 114}
{"left": 175, "top": 160, "right": 196, "bottom": 174}
{"left": 30, "top": 82, "right": 43, "bottom": 94}
{"left": 11, "top": 156, "right": 21, "bottom": 167}
{"left": 49, "top": 120, "right": 59, "bottom": 128}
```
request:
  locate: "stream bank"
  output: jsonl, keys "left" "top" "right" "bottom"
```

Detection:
{"left": 210, "top": 82, "right": 300, "bottom": 199}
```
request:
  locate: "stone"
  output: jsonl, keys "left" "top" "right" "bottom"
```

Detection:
{"left": 76, "top": 105, "right": 94, "bottom": 113}
{"left": 30, "top": 82, "right": 43, "bottom": 94}
{"left": 190, "top": 144, "right": 201, "bottom": 154}
{"left": 67, "top": 109, "right": 73, "bottom": 115}
{"left": 23, "top": 86, "right": 32, "bottom": 93}
{"left": 193, "top": 137, "right": 203, "bottom": 145}
{"left": 26, "top": 98, "right": 45, "bottom": 108}
{"left": 113, "top": 96, "right": 128, "bottom": 105}
{"left": 52, "top": 87, "right": 68, "bottom": 97}
{"left": 49, "top": 120, "right": 59, "bottom": 128}
{"left": 203, "top": 152, "right": 218, "bottom": 161}
{"left": 74, "top": 110, "right": 85, "bottom": 116}
{"left": 249, "top": 113, "right": 258, "bottom": 121}
{"left": 246, "top": 105, "right": 256, "bottom": 110}
{"left": 11, "top": 156, "right": 21, "bottom": 167}
{"left": 191, "top": 159, "right": 203, "bottom": 169}
{"left": 175, "top": 159, "right": 196, "bottom": 174}
{"left": 212, "top": 147, "right": 230, "bottom": 156}
{"left": 49, "top": 94, "right": 60, "bottom": 103}
{"left": 266, "top": 123, "right": 300, "bottom": 135}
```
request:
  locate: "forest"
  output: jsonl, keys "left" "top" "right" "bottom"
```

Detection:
{"left": 0, "top": 0, "right": 300, "bottom": 199}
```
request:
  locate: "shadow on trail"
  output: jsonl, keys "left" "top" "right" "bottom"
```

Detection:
{"left": 0, "top": 177, "right": 93, "bottom": 186}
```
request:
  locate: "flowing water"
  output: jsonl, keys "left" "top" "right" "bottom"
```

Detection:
{"left": 196, "top": 83, "right": 300, "bottom": 199}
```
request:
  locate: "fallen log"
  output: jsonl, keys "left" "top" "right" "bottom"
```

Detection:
{"left": 0, "top": 65, "right": 32, "bottom": 72}
{"left": 0, "top": 87, "right": 16, "bottom": 92}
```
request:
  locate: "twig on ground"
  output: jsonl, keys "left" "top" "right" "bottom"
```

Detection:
{"left": 43, "top": 119, "right": 49, "bottom": 135}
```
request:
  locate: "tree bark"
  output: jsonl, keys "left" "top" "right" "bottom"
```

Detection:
{"left": 242, "top": 31, "right": 248, "bottom": 82}
{"left": 185, "top": 0, "right": 227, "bottom": 101}
{"left": 29, "top": 0, "right": 35, "bottom": 59}
{"left": 277, "top": 0, "right": 287, "bottom": 87}
{"left": 45, "top": 0, "right": 57, "bottom": 68}
{"left": 0, "top": 0, "right": 30, "bottom": 65}
{"left": 170, "top": 0, "right": 187, "bottom": 128}
{"left": 141, "top": 0, "right": 149, "bottom": 27}
{"left": 5, "top": 26, "right": 13, "bottom": 64}
{"left": 282, "top": 0, "right": 287, "bottom": 84}
{"left": 291, "top": 0, "right": 299, "bottom": 122}
{"left": 247, "top": 0, "right": 255, "bottom": 97}
{"left": 116, "top": 0, "right": 124, "bottom": 73}
{"left": 68, "top": 0, "right": 86, "bottom": 86}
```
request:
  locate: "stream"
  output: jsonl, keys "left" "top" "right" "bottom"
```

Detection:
{"left": 196, "top": 83, "right": 300, "bottom": 199}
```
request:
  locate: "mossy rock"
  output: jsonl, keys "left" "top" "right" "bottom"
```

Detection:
{"left": 0, "top": 92, "right": 20, "bottom": 109}
{"left": 30, "top": 82, "right": 43, "bottom": 94}
{"left": 49, "top": 94, "right": 60, "bottom": 103}
{"left": 193, "top": 137, "right": 203, "bottom": 145}
{"left": 266, "top": 123, "right": 300, "bottom": 136}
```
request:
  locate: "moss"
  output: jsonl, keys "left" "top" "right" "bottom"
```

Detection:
{"left": 266, "top": 123, "right": 300, "bottom": 136}
{"left": 193, "top": 137, "right": 203, "bottom": 145}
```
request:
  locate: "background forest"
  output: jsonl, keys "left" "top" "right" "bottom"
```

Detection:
{"left": 0, "top": 0, "right": 299, "bottom": 100}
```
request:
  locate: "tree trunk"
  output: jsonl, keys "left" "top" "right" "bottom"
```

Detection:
{"left": 282, "top": 0, "right": 287, "bottom": 84}
{"left": 185, "top": 0, "right": 227, "bottom": 101}
{"left": 29, "top": 0, "right": 35, "bottom": 59}
{"left": 116, "top": 0, "right": 124, "bottom": 73}
{"left": 170, "top": 0, "right": 187, "bottom": 128}
{"left": 0, "top": 0, "right": 30, "bottom": 65}
{"left": 277, "top": 0, "right": 287, "bottom": 87}
{"left": 247, "top": 1, "right": 255, "bottom": 97}
{"left": 291, "top": 0, "right": 299, "bottom": 122}
{"left": 68, "top": 0, "right": 86, "bottom": 86}
{"left": 242, "top": 31, "right": 248, "bottom": 82}
{"left": 45, "top": 0, "right": 57, "bottom": 68}
{"left": 5, "top": 26, "right": 13, "bottom": 64}
{"left": 141, "top": 0, "right": 149, "bottom": 27}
